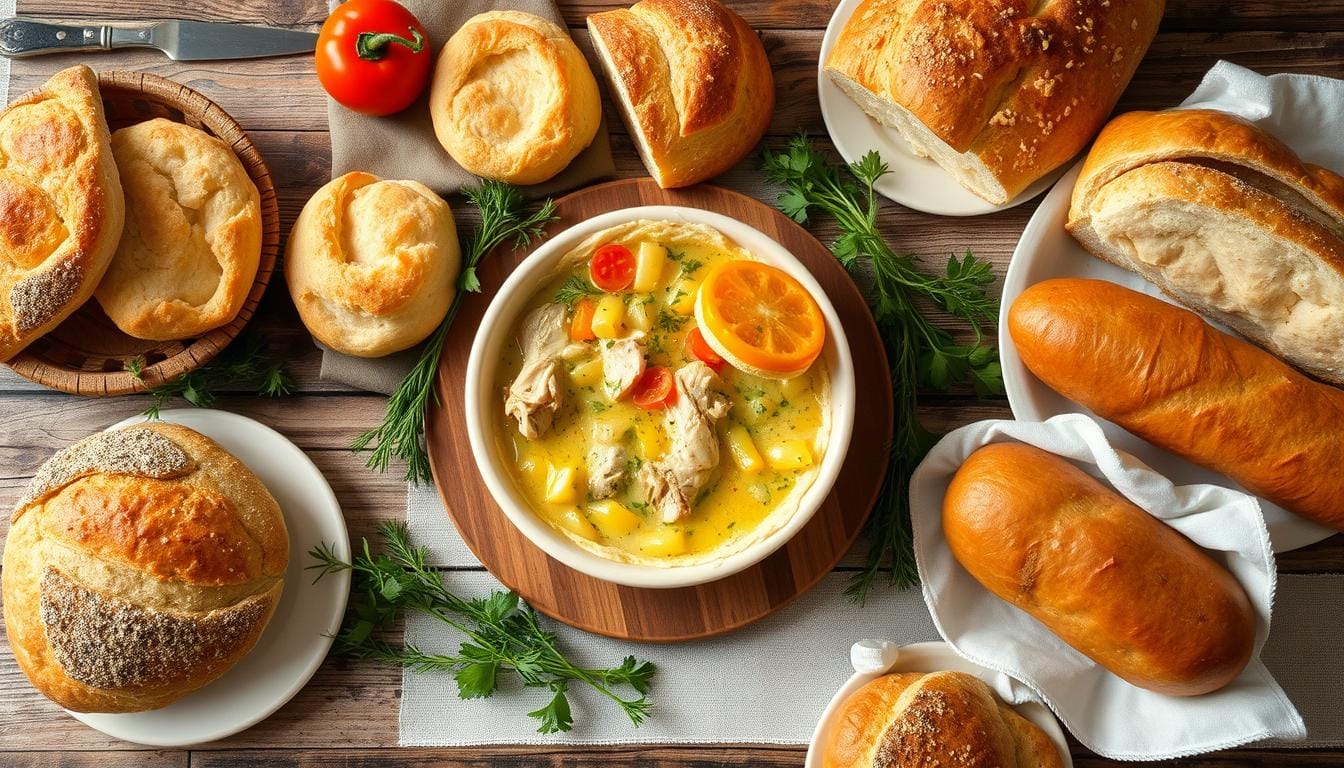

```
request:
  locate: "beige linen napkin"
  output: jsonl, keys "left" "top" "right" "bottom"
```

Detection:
{"left": 321, "top": 0, "right": 615, "bottom": 392}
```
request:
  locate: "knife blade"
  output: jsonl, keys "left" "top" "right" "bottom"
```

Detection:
{"left": 0, "top": 18, "right": 318, "bottom": 60}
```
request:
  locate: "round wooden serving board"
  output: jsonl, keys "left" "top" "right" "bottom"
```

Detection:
{"left": 425, "top": 179, "right": 893, "bottom": 642}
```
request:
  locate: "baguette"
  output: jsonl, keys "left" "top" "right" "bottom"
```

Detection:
{"left": 1067, "top": 109, "right": 1344, "bottom": 384}
{"left": 1008, "top": 278, "right": 1344, "bottom": 530}
{"left": 824, "top": 0, "right": 1164, "bottom": 204}
{"left": 944, "top": 442, "right": 1255, "bottom": 696}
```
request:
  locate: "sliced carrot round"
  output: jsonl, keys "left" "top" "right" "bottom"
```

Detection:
{"left": 693, "top": 260, "right": 825, "bottom": 378}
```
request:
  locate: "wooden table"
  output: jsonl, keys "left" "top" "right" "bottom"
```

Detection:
{"left": 1, "top": 1, "right": 1342, "bottom": 766}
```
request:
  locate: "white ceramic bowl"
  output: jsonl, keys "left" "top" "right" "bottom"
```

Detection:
{"left": 465, "top": 206, "right": 856, "bottom": 589}
{"left": 806, "top": 641, "right": 1073, "bottom": 768}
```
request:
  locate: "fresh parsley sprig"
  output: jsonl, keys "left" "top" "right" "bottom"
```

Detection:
{"left": 126, "top": 329, "right": 293, "bottom": 419}
{"left": 308, "top": 521, "right": 655, "bottom": 733}
{"left": 353, "top": 181, "right": 558, "bottom": 484}
{"left": 761, "top": 136, "right": 1004, "bottom": 598}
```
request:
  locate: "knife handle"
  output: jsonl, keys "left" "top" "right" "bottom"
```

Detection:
{"left": 0, "top": 18, "right": 125, "bottom": 57}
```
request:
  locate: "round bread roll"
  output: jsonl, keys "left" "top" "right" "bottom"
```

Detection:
{"left": 429, "top": 11, "right": 601, "bottom": 185}
{"left": 823, "top": 671, "right": 1063, "bottom": 768}
{"left": 286, "top": 172, "right": 460, "bottom": 357}
{"left": 0, "top": 65, "right": 124, "bottom": 361}
{"left": 96, "top": 118, "right": 262, "bottom": 341}
{"left": 2, "top": 422, "right": 288, "bottom": 713}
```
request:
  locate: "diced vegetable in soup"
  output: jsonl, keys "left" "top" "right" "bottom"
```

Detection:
{"left": 495, "top": 221, "right": 829, "bottom": 564}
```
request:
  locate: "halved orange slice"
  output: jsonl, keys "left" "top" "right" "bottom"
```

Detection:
{"left": 693, "top": 260, "right": 826, "bottom": 379}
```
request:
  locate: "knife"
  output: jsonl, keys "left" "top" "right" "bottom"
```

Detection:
{"left": 0, "top": 18, "right": 318, "bottom": 60}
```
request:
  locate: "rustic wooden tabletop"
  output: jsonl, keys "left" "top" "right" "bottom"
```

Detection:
{"left": 2, "top": 1, "right": 1342, "bottom": 766}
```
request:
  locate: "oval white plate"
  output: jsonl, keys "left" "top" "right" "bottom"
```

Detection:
{"left": 806, "top": 640, "right": 1072, "bottom": 768}
{"left": 998, "top": 163, "right": 1335, "bottom": 552}
{"left": 817, "top": 0, "right": 1066, "bottom": 216}
{"left": 64, "top": 408, "right": 351, "bottom": 747}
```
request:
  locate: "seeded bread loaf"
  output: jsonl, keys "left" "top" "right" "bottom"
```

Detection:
{"left": 824, "top": 0, "right": 1164, "bottom": 204}
{"left": 0, "top": 65, "right": 124, "bottom": 361}
{"left": 2, "top": 423, "right": 288, "bottom": 713}
{"left": 821, "top": 670, "right": 1063, "bottom": 767}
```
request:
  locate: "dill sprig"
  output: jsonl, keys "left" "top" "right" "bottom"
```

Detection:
{"left": 352, "top": 181, "right": 558, "bottom": 484}
{"left": 553, "top": 274, "right": 601, "bottom": 308}
{"left": 761, "top": 135, "right": 1003, "bottom": 600}
{"left": 308, "top": 521, "right": 654, "bottom": 733}
{"left": 126, "top": 329, "right": 293, "bottom": 418}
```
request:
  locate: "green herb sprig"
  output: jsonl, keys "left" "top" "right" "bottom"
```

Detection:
{"left": 309, "top": 521, "right": 655, "bottom": 733}
{"left": 761, "top": 136, "right": 1003, "bottom": 599}
{"left": 553, "top": 274, "right": 601, "bottom": 308}
{"left": 126, "top": 330, "right": 293, "bottom": 419}
{"left": 353, "top": 181, "right": 558, "bottom": 484}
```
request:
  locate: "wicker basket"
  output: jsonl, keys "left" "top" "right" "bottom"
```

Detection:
{"left": 5, "top": 70, "right": 280, "bottom": 396}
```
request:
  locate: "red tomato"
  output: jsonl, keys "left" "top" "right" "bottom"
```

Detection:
{"left": 316, "top": 0, "right": 431, "bottom": 117}
{"left": 685, "top": 327, "right": 726, "bottom": 371}
{"left": 631, "top": 367, "right": 677, "bottom": 409}
{"left": 589, "top": 244, "right": 636, "bottom": 292}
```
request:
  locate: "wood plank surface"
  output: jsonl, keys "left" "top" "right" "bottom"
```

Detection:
{"left": 2, "top": 0, "right": 1343, "bottom": 763}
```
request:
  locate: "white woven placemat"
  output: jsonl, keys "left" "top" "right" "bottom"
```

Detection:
{"left": 401, "top": 483, "right": 1344, "bottom": 747}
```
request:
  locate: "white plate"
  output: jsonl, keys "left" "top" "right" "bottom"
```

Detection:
{"left": 806, "top": 641, "right": 1072, "bottom": 768}
{"left": 65, "top": 409, "right": 351, "bottom": 747}
{"left": 817, "top": 0, "right": 1066, "bottom": 216}
{"left": 998, "top": 163, "right": 1335, "bottom": 552}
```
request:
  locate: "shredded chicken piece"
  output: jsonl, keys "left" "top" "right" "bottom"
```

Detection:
{"left": 638, "top": 362, "right": 732, "bottom": 523}
{"left": 600, "top": 334, "right": 646, "bottom": 400}
{"left": 587, "top": 421, "right": 628, "bottom": 500}
{"left": 504, "top": 304, "right": 569, "bottom": 438}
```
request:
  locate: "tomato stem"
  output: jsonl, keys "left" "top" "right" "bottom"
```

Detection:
{"left": 356, "top": 26, "right": 424, "bottom": 61}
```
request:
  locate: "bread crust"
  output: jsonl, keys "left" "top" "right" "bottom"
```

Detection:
{"left": 286, "top": 172, "right": 461, "bottom": 357}
{"left": 825, "top": 0, "right": 1163, "bottom": 203}
{"left": 587, "top": 0, "right": 774, "bottom": 188}
{"left": 1068, "top": 109, "right": 1344, "bottom": 383}
{"left": 1008, "top": 278, "right": 1344, "bottom": 532}
{"left": 95, "top": 118, "right": 262, "bottom": 341}
{"left": 944, "top": 442, "right": 1256, "bottom": 696}
{"left": 822, "top": 670, "right": 1063, "bottom": 767}
{"left": 0, "top": 65, "right": 124, "bottom": 360}
{"left": 429, "top": 11, "right": 601, "bottom": 185}
{"left": 2, "top": 423, "right": 288, "bottom": 713}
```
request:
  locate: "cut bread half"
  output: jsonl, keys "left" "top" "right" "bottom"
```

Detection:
{"left": 1069, "top": 161, "right": 1344, "bottom": 384}
{"left": 826, "top": 67, "right": 1008, "bottom": 204}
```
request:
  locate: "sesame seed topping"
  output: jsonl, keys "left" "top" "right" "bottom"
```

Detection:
{"left": 16, "top": 428, "right": 190, "bottom": 513}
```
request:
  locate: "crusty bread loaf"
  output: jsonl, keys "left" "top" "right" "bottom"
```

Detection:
{"left": 429, "top": 11, "right": 601, "bottom": 185}
{"left": 944, "top": 442, "right": 1256, "bottom": 696}
{"left": 824, "top": 0, "right": 1164, "bottom": 204}
{"left": 0, "top": 65, "right": 124, "bottom": 361}
{"left": 1009, "top": 278, "right": 1344, "bottom": 532}
{"left": 96, "top": 118, "right": 262, "bottom": 341}
{"left": 2, "top": 423, "right": 288, "bottom": 712}
{"left": 587, "top": 0, "right": 774, "bottom": 189}
{"left": 1067, "top": 109, "right": 1344, "bottom": 383}
{"left": 822, "top": 670, "right": 1063, "bottom": 768}
{"left": 286, "top": 172, "right": 460, "bottom": 358}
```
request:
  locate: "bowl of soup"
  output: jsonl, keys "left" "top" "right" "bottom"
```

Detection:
{"left": 465, "top": 207, "right": 856, "bottom": 588}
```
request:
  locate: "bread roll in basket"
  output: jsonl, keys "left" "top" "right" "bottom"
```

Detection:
{"left": 2, "top": 423, "right": 288, "bottom": 713}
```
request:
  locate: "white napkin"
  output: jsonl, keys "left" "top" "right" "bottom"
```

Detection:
{"left": 1178, "top": 60, "right": 1344, "bottom": 170}
{"left": 909, "top": 413, "right": 1306, "bottom": 760}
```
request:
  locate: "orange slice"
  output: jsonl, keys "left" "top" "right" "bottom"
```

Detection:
{"left": 693, "top": 260, "right": 825, "bottom": 379}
